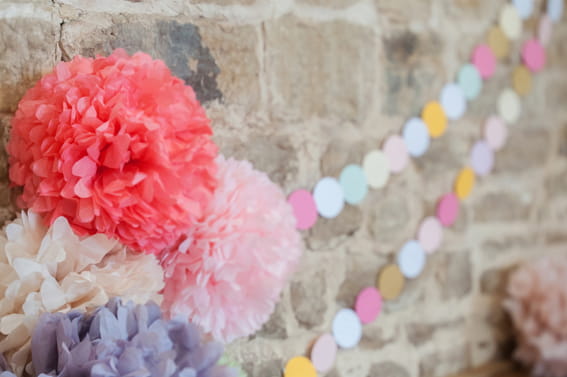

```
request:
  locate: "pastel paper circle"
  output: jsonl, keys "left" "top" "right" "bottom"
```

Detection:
{"left": 499, "top": 4, "right": 522, "bottom": 39}
{"left": 471, "top": 141, "right": 494, "bottom": 177}
{"left": 538, "top": 15, "right": 553, "bottom": 46}
{"left": 310, "top": 334, "right": 337, "bottom": 373}
{"left": 487, "top": 27, "right": 510, "bottom": 59}
{"left": 498, "top": 89, "right": 521, "bottom": 124}
{"left": 339, "top": 164, "right": 368, "bottom": 205}
{"left": 522, "top": 39, "right": 546, "bottom": 72}
{"left": 455, "top": 167, "right": 475, "bottom": 200}
{"left": 440, "top": 83, "right": 467, "bottom": 120}
{"left": 548, "top": 0, "right": 564, "bottom": 22}
{"left": 457, "top": 64, "right": 482, "bottom": 100}
{"left": 484, "top": 116, "right": 508, "bottom": 151}
{"left": 512, "top": 65, "right": 533, "bottom": 96}
{"left": 417, "top": 216, "right": 443, "bottom": 254}
{"left": 472, "top": 45, "right": 496, "bottom": 79}
{"left": 422, "top": 101, "right": 448, "bottom": 138}
{"left": 363, "top": 150, "right": 390, "bottom": 189}
{"left": 284, "top": 356, "right": 317, "bottom": 377}
{"left": 332, "top": 308, "right": 362, "bottom": 349}
{"left": 397, "top": 240, "right": 426, "bottom": 279}
{"left": 313, "top": 177, "right": 344, "bottom": 219}
{"left": 513, "top": 0, "right": 534, "bottom": 19}
{"left": 355, "top": 287, "right": 382, "bottom": 324}
{"left": 288, "top": 189, "right": 318, "bottom": 230}
{"left": 437, "top": 193, "right": 459, "bottom": 227}
{"left": 377, "top": 264, "right": 405, "bottom": 301}
{"left": 403, "top": 118, "right": 430, "bottom": 157}
{"left": 383, "top": 135, "right": 409, "bottom": 173}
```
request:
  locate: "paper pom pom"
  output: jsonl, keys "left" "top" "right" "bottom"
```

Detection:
{"left": 7, "top": 49, "right": 217, "bottom": 254}
{"left": 160, "top": 156, "right": 302, "bottom": 342}
{"left": 31, "top": 298, "right": 236, "bottom": 377}
{"left": 504, "top": 255, "right": 567, "bottom": 377}
{"left": 0, "top": 211, "right": 164, "bottom": 376}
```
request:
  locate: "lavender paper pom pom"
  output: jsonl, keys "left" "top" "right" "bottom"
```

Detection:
{"left": 31, "top": 298, "right": 236, "bottom": 377}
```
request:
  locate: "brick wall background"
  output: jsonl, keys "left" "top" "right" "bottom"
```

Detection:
{"left": 1, "top": 1, "right": 566, "bottom": 376}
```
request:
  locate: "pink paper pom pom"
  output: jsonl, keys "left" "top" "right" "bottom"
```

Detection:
{"left": 504, "top": 255, "right": 567, "bottom": 377}
{"left": 7, "top": 49, "right": 218, "bottom": 255}
{"left": 160, "top": 156, "right": 302, "bottom": 342}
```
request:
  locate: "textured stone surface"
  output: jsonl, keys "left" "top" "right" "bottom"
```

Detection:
{"left": 2, "top": 1, "right": 567, "bottom": 377}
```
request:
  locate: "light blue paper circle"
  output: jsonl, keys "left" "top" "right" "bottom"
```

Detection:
{"left": 457, "top": 64, "right": 482, "bottom": 101}
{"left": 339, "top": 164, "right": 368, "bottom": 205}
{"left": 402, "top": 117, "right": 430, "bottom": 157}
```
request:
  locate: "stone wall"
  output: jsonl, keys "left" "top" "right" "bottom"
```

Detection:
{"left": 1, "top": 1, "right": 567, "bottom": 376}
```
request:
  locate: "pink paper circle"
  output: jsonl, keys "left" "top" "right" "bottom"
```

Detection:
{"left": 538, "top": 15, "right": 553, "bottom": 46}
{"left": 383, "top": 135, "right": 408, "bottom": 173}
{"left": 471, "top": 141, "right": 494, "bottom": 176}
{"left": 288, "top": 189, "right": 318, "bottom": 230}
{"left": 437, "top": 193, "right": 459, "bottom": 227}
{"left": 484, "top": 116, "right": 508, "bottom": 151}
{"left": 472, "top": 45, "right": 496, "bottom": 79}
{"left": 355, "top": 287, "right": 382, "bottom": 324}
{"left": 417, "top": 216, "right": 443, "bottom": 253}
{"left": 522, "top": 39, "right": 546, "bottom": 72}
{"left": 310, "top": 333, "right": 337, "bottom": 373}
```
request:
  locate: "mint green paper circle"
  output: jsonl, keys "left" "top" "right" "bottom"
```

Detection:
{"left": 339, "top": 164, "right": 368, "bottom": 205}
{"left": 457, "top": 64, "right": 482, "bottom": 100}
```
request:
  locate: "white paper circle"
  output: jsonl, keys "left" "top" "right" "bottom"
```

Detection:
{"left": 498, "top": 89, "right": 521, "bottom": 124}
{"left": 313, "top": 177, "right": 344, "bottom": 219}
{"left": 513, "top": 0, "right": 534, "bottom": 19}
{"left": 362, "top": 150, "right": 390, "bottom": 189}
{"left": 548, "top": 0, "right": 564, "bottom": 22}
{"left": 397, "top": 240, "right": 426, "bottom": 279}
{"left": 500, "top": 4, "right": 522, "bottom": 39}
{"left": 332, "top": 308, "right": 362, "bottom": 349}
{"left": 402, "top": 118, "right": 430, "bottom": 157}
{"left": 440, "top": 83, "right": 467, "bottom": 120}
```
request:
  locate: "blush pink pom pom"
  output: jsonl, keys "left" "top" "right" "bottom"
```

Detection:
{"left": 504, "top": 255, "right": 567, "bottom": 377}
{"left": 8, "top": 49, "right": 217, "bottom": 255}
{"left": 160, "top": 156, "right": 302, "bottom": 342}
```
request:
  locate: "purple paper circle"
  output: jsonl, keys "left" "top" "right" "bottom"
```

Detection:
{"left": 437, "top": 193, "right": 459, "bottom": 227}
{"left": 471, "top": 141, "right": 495, "bottom": 176}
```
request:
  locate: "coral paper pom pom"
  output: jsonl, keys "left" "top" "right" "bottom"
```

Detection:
{"left": 160, "top": 156, "right": 302, "bottom": 342}
{"left": 7, "top": 49, "right": 217, "bottom": 254}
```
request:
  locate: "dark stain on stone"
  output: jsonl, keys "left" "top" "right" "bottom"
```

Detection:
{"left": 76, "top": 20, "right": 222, "bottom": 104}
{"left": 383, "top": 30, "right": 418, "bottom": 64}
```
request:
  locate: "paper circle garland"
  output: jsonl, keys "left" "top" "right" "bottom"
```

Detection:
{"left": 437, "top": 193, "right": 460, "bottom": 227}
{"left": 332, "top": 308, "right": 363, "bottom": 349}
{"left": 471, "top": 141, "right": 495, "bottom": 176}
{"left": 422, "top": 101, "right": 448, "bottom": 138}
{"left": 313, "top": 177, "right": 345, "bottom": 219}
{"left": 513, "top": 0, "right": 534, "bottom": 19}
{"left": 418, "top": 216, "right": 443, "bottom": 254}
{"left": 340, "top": 164, "right": 368, "bottom": 205}
{"left": 455, "top": 167, "right": 475, "bottom": 200}
{"left": 487, "top": 27, "right": 510, "bottom": 60}
{"left": 440, "top": 83, "right": 467, "bottom": 120}
{"left": 512, "top": 65, "right": 533, "bottom": 96}
{"left": 383, "top": 135, "right": 409, "bottom": 173}
{"left": 363, "top": 150, "right": 390, "bottom": 189}
{"left": 484, "top": 116, "right": 508, "bottom": 151}
{"left": 538, "top": 15, "right": 553, "bottom": 45}
{"left": 457, "top": 64, "right": 483, "bottom": 100}
{"left": 500, "top": 4, "right": 522, "bottom": 39}
{"left": 397, "top": 241, "right": 426, "bottom": 279}
{"left": 355, "top": 287, "right": 383, "bottom": 324}
{"left": 377, "top": 264, "right": 405, "bottom": 300}
{"left": 522, "top": 39, "right": 546, "bottom": 72}
{"left": 472, "top": 45, "right": 497, "bottom": 79}
{"left": 310, "top": 334, "right": 338, "bottom": 373}
{"left": 498, "top": 89, "right": 521, "bottom": 124}
{"left": 288, "top": 189, "right": 318, "bottom": 230}
{"left": 547, "top": 0, "right": 564, "bottom": 22}
{"left": 284, "top": 356, "right": 317, "bottom": 377}
{"left": 403, "top": 118, "right": 430, "bottom": 157}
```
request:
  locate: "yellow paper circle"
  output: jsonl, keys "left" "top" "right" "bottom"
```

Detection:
{"left": 422, "top": 101, "right": 448, "bottom": 138}
{"left": 487, "top": 26, "right": 510, "bottom": 59}
{"left": 455, "top": 167, "right": 475, "bottom": 200}
{"left": 284, "top": 356, "right": 317, "bottom": 377}
{"left": 512, "top": 65, "right": 533, "bottom": 96}
{"left": 377, "top": 264, "right": 405, "bottom": 300}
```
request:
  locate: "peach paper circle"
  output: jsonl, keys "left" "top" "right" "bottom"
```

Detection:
{"left": 538, "top": 15, "right": 553, "bottom": 45}
{"left": 383, "top": 135, "right": 409, "bottom": 173}
{"left": 417, "top": 216, "right": 443, "bottom": 254}
{"left": 484, "top": 116, "right": 508, "bottom": 151}
{"left": 310, "top": 333, "right": 337, "bottom": 373}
